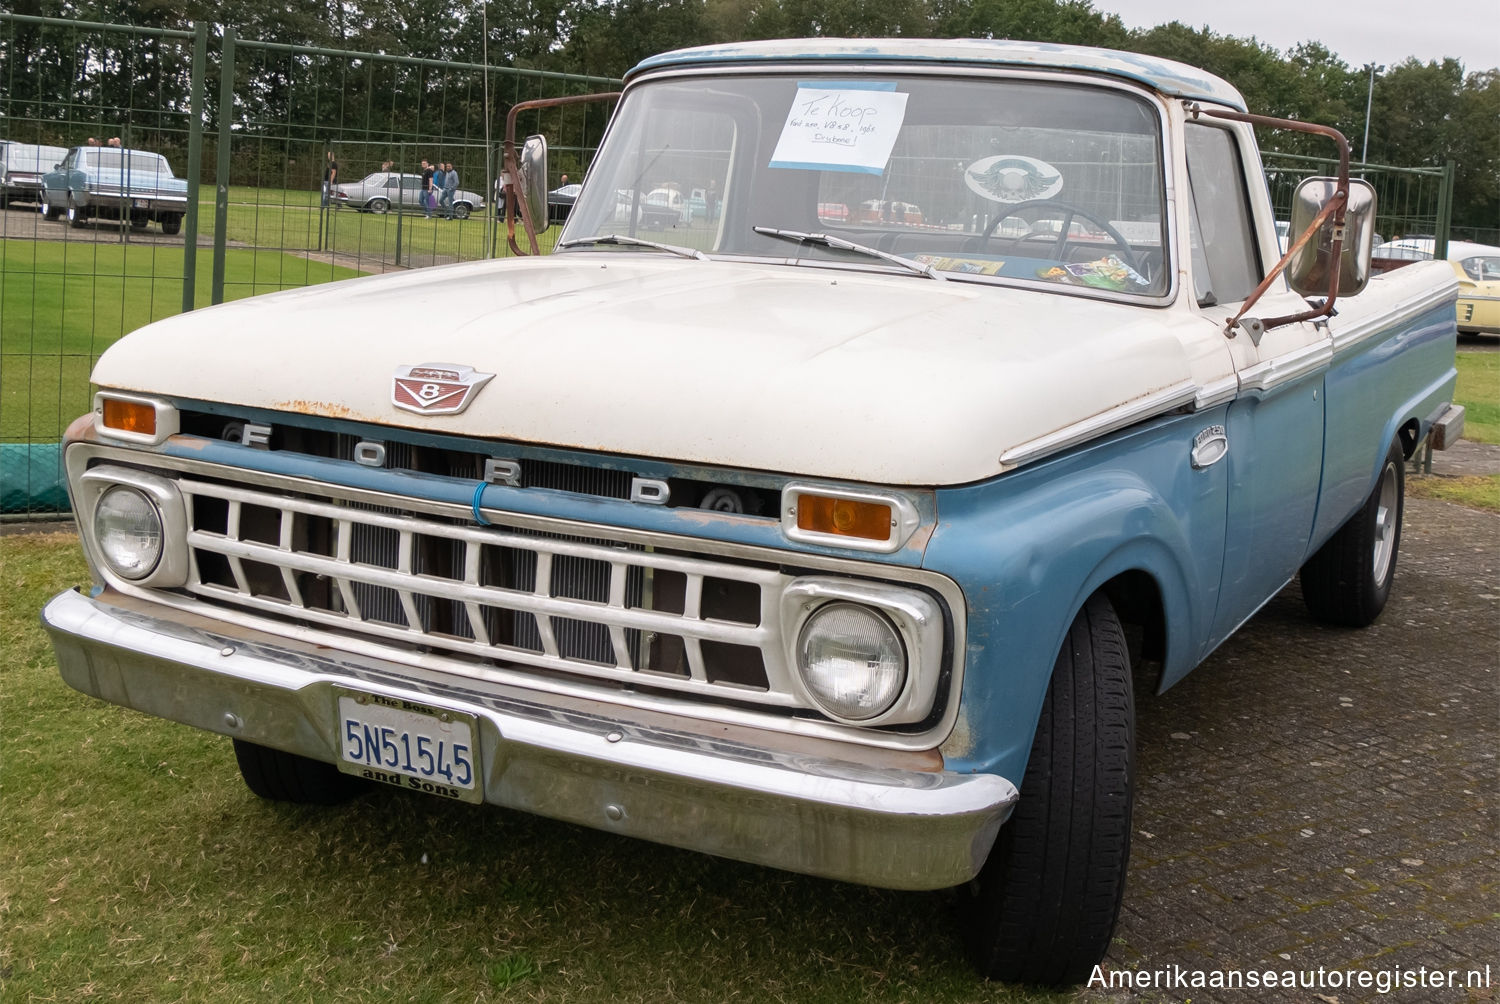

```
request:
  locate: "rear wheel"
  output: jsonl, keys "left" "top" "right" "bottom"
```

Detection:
{"left": 451, "top": 202, "right": 471, "bottom": 220}
{"left": 232, "top": 739, "right": 361, "bottom": 804}
{"left": 1300, "top": 439, "right": 1404, "bottom": 627}
{"left": 962, "top": 593, "right": 1135, "bottom": 986}
{"left": 367, "top": 197, "right": 390, "bottom": 214}
{"left": 160, "top": 213, "right": 182, "bottom": 235}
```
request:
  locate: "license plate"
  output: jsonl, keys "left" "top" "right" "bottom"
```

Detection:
{"left": 335, "top": 690, "right": 482, "bottom": 803}
{"left": 133, "top": 199, "right": 148, "bottom": 209}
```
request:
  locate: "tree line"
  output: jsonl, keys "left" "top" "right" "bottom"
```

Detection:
{"left": 4, "top": 0, "right": 1496, "bottom": 231}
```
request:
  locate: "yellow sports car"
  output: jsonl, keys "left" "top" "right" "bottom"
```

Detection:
{"left": 1375, "top": 238, "right": 1500, "bottom": 336}
{"left": 1453, "top": 244, "right": 1500, "bottom": 335}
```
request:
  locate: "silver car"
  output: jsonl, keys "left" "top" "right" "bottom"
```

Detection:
{"left": 333, "top": 172, "right": 485, "bottom": 219}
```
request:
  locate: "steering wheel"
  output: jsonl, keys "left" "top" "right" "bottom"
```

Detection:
{"left": 980, "top": 198, "right": 1143, "bottom": 273}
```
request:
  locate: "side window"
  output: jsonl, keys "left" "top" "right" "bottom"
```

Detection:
{"left": 1185, "top": 124, "right": 1261, "bottom": 306}
{"left": 400, "top": 177, "right": 421, "bottom": 190}
{"left": 384, "top": 176, "right": 400, "bottom": 189}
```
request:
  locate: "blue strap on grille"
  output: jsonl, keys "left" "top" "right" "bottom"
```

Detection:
{"left": 471, "top": 481, "right": 492, "bottom": 526}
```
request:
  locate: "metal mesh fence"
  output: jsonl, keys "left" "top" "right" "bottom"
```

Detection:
{"left": 1262, "top": 151, "right": 1454, "bottom": 251}
{"left": 1, "top": 12, "right": 619, "bottom": 516}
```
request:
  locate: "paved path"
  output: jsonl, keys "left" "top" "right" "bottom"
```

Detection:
{"left": 1092, "top": 496, "right": 1498, "bottom": 1002}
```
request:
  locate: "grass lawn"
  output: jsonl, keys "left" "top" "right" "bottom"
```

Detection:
{"left": 0, "top": 533, "right": 1069, "bottom": 1003}
{"left": 204, "top": 186, "right": 562, "bottom": 266}
{"left": 1452, "top": 348, "right": 1497, "bottom": 444}
{"left": 0, "top": 240, "right": 364, "bottom": 442}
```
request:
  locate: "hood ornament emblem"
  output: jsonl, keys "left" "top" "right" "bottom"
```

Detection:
{"left": 392, "top": 363, "right": 494, "bottom": 415}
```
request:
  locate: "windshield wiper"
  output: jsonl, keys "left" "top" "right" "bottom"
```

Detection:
{"left": 753, "top": 226, "right": 946, "bottom": 281}
{"left": 557, "top": 234, "right": 707, "bottom": 261}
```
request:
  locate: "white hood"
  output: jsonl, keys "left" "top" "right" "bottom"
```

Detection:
{"left": 94, "top": 255, "right": 1210, "bottom": 485}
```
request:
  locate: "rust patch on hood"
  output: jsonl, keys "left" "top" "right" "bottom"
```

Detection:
{"left": 274, "top": 400, "right": 360, "bottom": 420}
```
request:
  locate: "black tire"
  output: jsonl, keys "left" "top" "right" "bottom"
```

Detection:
{"left": 39, "top": 197, "right": 62, "bottom": 221}
{"left": 160, "top": 213, "right": 182, "bottom": 235}
{"left": 451, "top": 202, "right": 471, "bottom": 220}
{"left": 367, "top": 197, "right": 390, "bottom": 214}
{"left": 1300, "top": 439, "right": 1404, "bottom": 627}
{"left": 232, "top": 738, "right": 361, "bottom": 805}
{"left": 962, "top": 593, "right": 1135, "bottom": 986}
{"left": 67, "top": 201, "right": 88, "bottom": 229}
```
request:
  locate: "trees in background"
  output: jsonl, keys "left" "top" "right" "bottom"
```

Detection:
{"left": 7, "top": 0, "right": 1497, "bottom": 230}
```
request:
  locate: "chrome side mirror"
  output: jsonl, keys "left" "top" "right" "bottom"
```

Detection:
{"left": 1287, "top": 177, "right": 1377, "bottom": 298}
{"left": 520, "top": 134, "right": 549, "bottom": 234}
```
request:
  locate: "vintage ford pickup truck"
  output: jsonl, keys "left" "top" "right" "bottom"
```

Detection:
{"left": 44, "top": 40, "right": 1463, "bottom": 984}
{"left": 39, "top": 145, "right": 189, "bottom": 233}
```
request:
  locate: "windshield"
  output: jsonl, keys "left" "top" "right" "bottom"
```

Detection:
{"left": 562, "top": 72, "right": 1168, "bottom": 296}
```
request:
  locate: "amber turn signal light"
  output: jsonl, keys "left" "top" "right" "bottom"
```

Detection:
{"left": 101, "top": 398, "right": 157, "bottom": 436}
{"left": 796, "top": 494, "right": 893, "bottom": 542}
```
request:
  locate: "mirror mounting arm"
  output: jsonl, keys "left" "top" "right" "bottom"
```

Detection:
{"left": 1186, "top": 103, "right": 1351, "bottom": 337}
{"left": 503, "top": 92, "right": 621, "bottom": 255}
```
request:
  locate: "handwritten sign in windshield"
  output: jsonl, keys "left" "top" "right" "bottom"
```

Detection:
{"left": 769, "top": 84, "right": 909, "bottom": 176}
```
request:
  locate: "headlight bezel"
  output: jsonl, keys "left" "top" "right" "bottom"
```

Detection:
{"left": 93, "top": 485, "right": 165, "bottom": 579}
{"left": 76, "top": 466, "right": 190, "bottom": 588}
{"left": 780, "top": 577, "right": 946, "bottom": 728}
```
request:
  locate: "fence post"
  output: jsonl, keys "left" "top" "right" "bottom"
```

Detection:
{"left": 211, "top": 26, "right": 236, "bottom": 305}
{"left": 394, "top": 140, "right": 404, "bottom": 267}
{"left": 181, "top": 21, "right": 208, "bottom": 313}
{"left": 1435, "top": 160, "right": 1455, "bottom": 260}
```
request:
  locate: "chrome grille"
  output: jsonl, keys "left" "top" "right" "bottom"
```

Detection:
{"left": 179, "top": 477, "right": 798, "bottom": 706}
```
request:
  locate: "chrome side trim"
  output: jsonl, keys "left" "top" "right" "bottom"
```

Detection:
{"left": 1236, "top": 340, "right": 1332, "bottom": 394}
{"left": 1330, "top": 273, "right": 1458, "bottom": 356}
{"left": 999, "top": 379, "right": 1198, "bottom": 469}
{"left": 1192, "top": 374, "right": 1239, "bottom": 411}
{"left": 44, "top": 587, "right": 1015, "bottom": 890}
{"left": 65, "top": 443, "right": 966, "bottom": 751}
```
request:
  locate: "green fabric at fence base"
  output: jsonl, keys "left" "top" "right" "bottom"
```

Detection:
{"left": 1, "top": 443, "right": 70, "bottom": 514}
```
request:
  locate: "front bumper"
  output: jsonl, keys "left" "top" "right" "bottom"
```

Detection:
{"left": 43, "top": 587, "right": 1016, "bottom": 890}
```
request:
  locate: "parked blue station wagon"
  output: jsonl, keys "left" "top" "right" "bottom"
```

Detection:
{"left": 43, "top": 39, "right": 1462, "bottom": 985}
{"left": 39, "top": 145, "right": 189, "bottom": 233}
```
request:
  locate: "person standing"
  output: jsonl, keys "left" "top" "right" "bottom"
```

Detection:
{"left": 432, "top": 161, "right": 447, "bottom": 214}
{"left": 322, "top": 150, "right": 338, "bottom": 207}
{"left": 420, "top": 159, "right": 435, "bottom": 217}
{"left": 442, "top": 163, "right": 459, "bottom": 216}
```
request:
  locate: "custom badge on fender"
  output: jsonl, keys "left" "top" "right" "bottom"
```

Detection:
{"left": 392, "top": 363, "right": 495, "bottom": 415}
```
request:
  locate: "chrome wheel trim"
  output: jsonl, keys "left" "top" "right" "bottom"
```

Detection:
{"left": 1372, "top": 460, "right": 1399, "bottom": 582}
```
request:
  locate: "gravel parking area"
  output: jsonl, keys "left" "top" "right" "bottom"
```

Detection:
{"left": 1096, "top": 496, "right": 1498, "bottom": 1002}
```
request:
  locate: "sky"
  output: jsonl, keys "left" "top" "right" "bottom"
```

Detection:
{"left": 1096, "top": 0, "right": 1500, "bottom": 72}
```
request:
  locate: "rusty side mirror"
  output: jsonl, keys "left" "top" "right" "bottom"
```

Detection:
{"left": 519, "top": 134, "right": 550, "bottom": 235}
{"left": 1287, "top": 177, "right": 1377, "bottom": 298}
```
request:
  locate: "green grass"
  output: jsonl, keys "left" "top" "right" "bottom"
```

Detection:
{"left": 203, "top": 186, "right": 561, "bottom": 266}
{"left": 0, "top": 533, "right": 1070, "bottom": 1003}
{"left": 1408, "top": 472, "right": 1500, "bottom": 511}
{"left": 1454, "top": 350, "right": 1498, "bottom": 444}
{"left": 1, "top": 240, "right": 363, "bottom": 442}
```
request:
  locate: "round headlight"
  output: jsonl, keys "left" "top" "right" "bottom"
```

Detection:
{"left": 796, "top": 602, "right": 906, "bottom": 721}
{"left": 94, "top": 485, "right": 163, "bottom": 579}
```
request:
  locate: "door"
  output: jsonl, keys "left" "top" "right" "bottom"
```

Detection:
{"left": 1184, "top": 119, "right": 1331, "bottom": 648}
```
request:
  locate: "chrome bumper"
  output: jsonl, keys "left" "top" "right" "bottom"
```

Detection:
{"left": 81, "top": 192, "right": 187, "bottom": 212}
{"left": 43, "top": 588, "right": 1016, "bottom": 890}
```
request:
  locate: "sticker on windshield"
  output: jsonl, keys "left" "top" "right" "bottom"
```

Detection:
{"left": 769, "top": 83, "right": 909, "bottom": 176}
{"left": 964, "top": 155, "right": 1064, "bottom": 203}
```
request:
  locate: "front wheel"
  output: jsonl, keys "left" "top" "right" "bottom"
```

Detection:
{"left": 232, "top": 739, "right": 362, "bottom": 804}
{"left": 367, "top": 197, "right": 390, "bottom": 214}
{"left": 39, "top": 197, "right": 62, "bottom": 221}
{"left": 1299, "top": 439, "right": 1404, "bottom": 627}
{"left": 962, "top": 593, "right": 1135, "bottom": 985}
{"left": 66, "top": 201, "right": 88, "bottom": 229}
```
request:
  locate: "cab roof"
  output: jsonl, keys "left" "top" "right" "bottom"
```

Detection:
{"left": 628, "top": 38, "right": 1247, "bottom": 111}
